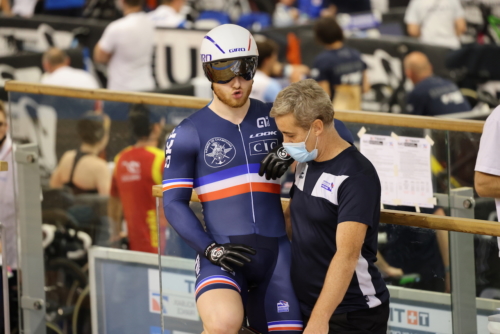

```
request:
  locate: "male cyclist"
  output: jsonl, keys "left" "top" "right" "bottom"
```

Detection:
{"left": 162, "top": 24, "right": 352, "bottom": 334}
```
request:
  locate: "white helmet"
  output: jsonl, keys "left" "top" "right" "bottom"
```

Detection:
{"left": 200, "top": 24, "right": 259, "bottom": 83}
{"left": 200, "top": 24, "right": 258, "bottom": 63}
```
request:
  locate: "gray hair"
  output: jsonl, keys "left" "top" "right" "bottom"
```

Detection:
{"left": 270, "top": 79, "right": 334, "bottom": 129}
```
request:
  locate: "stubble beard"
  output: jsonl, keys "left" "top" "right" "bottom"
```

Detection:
{"left": 213, "top": 81, "right": 253, "bottom": 108}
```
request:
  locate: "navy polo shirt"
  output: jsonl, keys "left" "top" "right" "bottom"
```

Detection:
{"left": 311, "top": 46, "right": 367, "bottom": 99}
{"left": 289, "top": 146, "right": 389, "bottom": 316}
{"left": 406, "top": 76, "right": 471, "bottom": 116}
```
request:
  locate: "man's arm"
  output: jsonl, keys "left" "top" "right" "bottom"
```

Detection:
{"left": 376, "top": 250, "right": 403, "bottom": 278}
{"left": 94, "top": 44, "right": 112, "bottom": 64}
{"left": 407, "top": 24, "right": 421, "bottom": 37}
{"left": 304, "top": 221, "right": 368, "bottom": 334}
{"left": 475, "top": 171, "right": 500, "bottom": 198}
{"left": 163, "top": 119, "right": 215, "bottom": 254}
{"left": 455, "top": 18, "right": 467, "bottom": 37}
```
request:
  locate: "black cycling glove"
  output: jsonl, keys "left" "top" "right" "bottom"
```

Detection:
{"left": 258, "top": 144, "right": 294, "bottom": 180}
{"left": 204, "top": 242, "right": 256, "bottom": 272}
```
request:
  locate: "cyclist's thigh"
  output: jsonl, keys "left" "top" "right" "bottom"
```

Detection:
{"left": 195, "top": 254, "right": 248, "bottom": 332}
{"left": 246, "top": 236, "right": 303, "bottom": 334}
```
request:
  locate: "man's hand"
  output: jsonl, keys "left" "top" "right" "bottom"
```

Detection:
{"left": 259, "top": 144, "right": 294, "bottom": 180}
{"left": 205, "top": 243, "right": 256, "bottom": 272}
{"left": 385, "top": 266, "right": 404, "bottom": 278}
{"left": 303, "top": 319, "right": 329, "bottom": 334}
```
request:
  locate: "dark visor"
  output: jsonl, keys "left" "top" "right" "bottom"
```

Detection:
{"left": 202, "top": 57, "right": 258, "bottom": 84}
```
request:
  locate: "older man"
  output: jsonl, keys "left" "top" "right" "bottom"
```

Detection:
{"left": 404, "top": 51, "right": 470, "bottom": 116}
{"left": 270, "top": 79, "right": 389, "bottom": 334}
{"left": 41, "top": 48, "right": 99, "bottom": 89}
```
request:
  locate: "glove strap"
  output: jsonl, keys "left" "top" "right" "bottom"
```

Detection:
{"left": 204, "top": 242, "right": 217, "bottom": 258}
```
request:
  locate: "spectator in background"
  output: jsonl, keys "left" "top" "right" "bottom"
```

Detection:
{"left": 108, "top": 105, "right": 166, "bottom": 253}
{"left": 475, "top": 106, "right": 500, "bottom": 257}
{"left": 94, "top": 0, "right": 155, "bottom": 91}
{"left": 50, "top": 111, "right": 111, "bottom": 195}
{"left": 1, "top": 0, "right": 12, "bottom": 14}
{"left": 405, "top": 0, "right": 466, "bottom": 49}
{"left": 273, "top": 0, "right": 305, "bottom": 27}
{"left": 41, "top": 48, "right": 100, "bottom": 89}
{"left": 148, "top": 0, "right": 188, "bottom": 28}
{"left": 250, "top": 39, "right": 282, "bottom": 102}
{"left": 377, "top": 207, "right": 451, "bottom": 293}
{"left": 0, "top": 102, "right": 19, "bottom": 333}
{"left": 311, "top": 17, "right": 369, "bottom": 101}
{"left": 404, "top": 51, "right": 471, "bottom": 116}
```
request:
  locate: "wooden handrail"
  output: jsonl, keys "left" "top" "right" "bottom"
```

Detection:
{"left": 4, "top": 81, "right": 209, "bottom": 110}
{"left": 152, "top": 185, "right": 500, "bottom": 237}
{"left": 5, "top": 81, "right": 485, "bottom": 133}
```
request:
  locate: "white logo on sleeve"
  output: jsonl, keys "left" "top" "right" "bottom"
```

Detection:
{"left": 311, "top": 173, "right": 349, "bottom": 205}
{"left": 277, "top": 300, "right": 289, "bottom": 313}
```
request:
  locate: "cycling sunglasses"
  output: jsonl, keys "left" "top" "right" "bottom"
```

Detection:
{"left": 202, "top": 57, "right": 258, "bottom": 84}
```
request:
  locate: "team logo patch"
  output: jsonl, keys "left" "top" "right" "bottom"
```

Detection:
{"left": 321, "top": 180, "right": 334, "bottom": 192}
{"left": 277, "top": 300, "right": 289, "bottom": 313}
{"left": 277, "top": 147, "right": 291, "bottom": 160}
{"left": 204, "top": 137, "right": 236, "bottom": 168}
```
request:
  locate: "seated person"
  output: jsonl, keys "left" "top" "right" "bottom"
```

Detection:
{"left": 377, "top": 207, "right": 450, "bottom": 293}
{"left": 404, "top": 51, "right": 471, "bottom": 116}
{"left": 148, "top": 0, "right": 188, "bottom": 28}
{"left": 273, "top": 0, "right": 306, "bottom": 27}
{"left": 311, "top": 17, "right": 370, "bottom": 104}
{"left": 50, "top": 111, "right": 111, "bottom": 195}
{"left": 41, "top": 48, "right": 100, "bottom": 89}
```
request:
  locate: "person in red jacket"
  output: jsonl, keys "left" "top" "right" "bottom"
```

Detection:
{"left": 108, "top": 104, "right": 166, "bottom": 253}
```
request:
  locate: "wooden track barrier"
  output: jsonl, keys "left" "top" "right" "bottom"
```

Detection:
{"left": 5, "top": 81, "right": 485, "bottom": 133}
{"left": 152, "top": 186, "right": 500, "bottom": 237}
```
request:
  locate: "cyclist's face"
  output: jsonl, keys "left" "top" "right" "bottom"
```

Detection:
{"left": 213, "top": 76, "right": 253, "bottom": 108}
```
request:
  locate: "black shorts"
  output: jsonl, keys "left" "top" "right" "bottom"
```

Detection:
{"left": 304, "top": 300, "right": 389, "bottom": 334}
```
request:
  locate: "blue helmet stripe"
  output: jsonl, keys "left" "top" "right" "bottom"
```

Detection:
{"left": 204, "top": 36, "right": 225, "bottom": 54}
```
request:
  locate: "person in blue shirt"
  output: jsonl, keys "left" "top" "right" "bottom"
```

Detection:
{"left": 311, "top": 17, "right": 370, "bottom": 101}
{"left": 250, "top": 39, "right": 283, "bottom": 103}
{"left": 269, "top": 79, "right": 390, "bottom": 334}
{"left": 404, "top": 51, "right": 471, "bottom": 116}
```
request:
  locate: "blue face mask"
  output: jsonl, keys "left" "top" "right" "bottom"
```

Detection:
{"left": 283, "top": 127, "right": 318, "bottom": 163}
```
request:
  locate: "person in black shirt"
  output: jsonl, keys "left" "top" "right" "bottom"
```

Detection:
{"left": 270, "top": 79, "right": 389, "bottom": 334}
{"left": 404, "top": 51, "right": 471, "bottom": 116}
{"left": 311, "top": 17, "right": 370, "bottom": 102}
